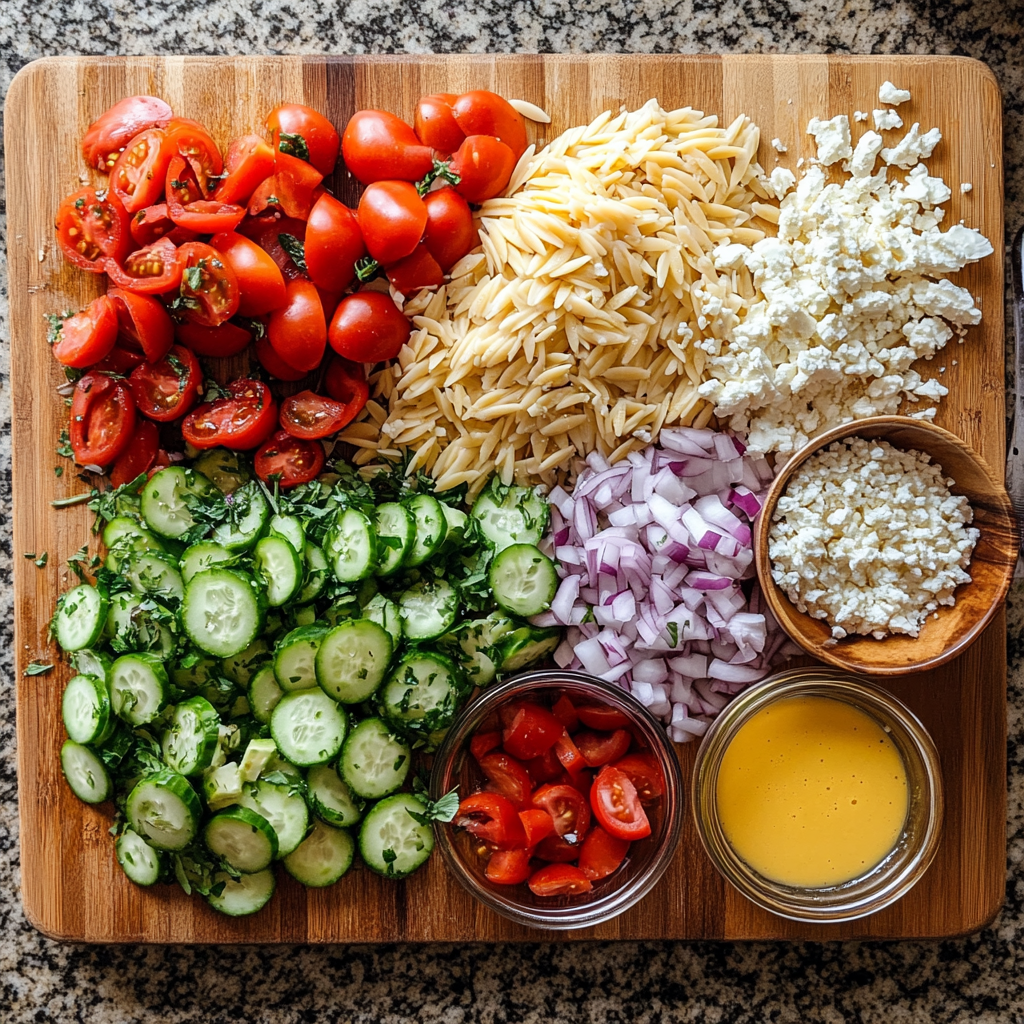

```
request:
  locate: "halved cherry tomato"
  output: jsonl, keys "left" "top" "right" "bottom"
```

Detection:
{"left": 452, "top": 91, "right": 529, "bottom": 161}
{"left": 385, "top": 244, "right": 444, "bottom": 294}
{"left": 324, "top": 355, "right": 369, "bottom": 408}
{"left": 208, "top": 134, "right": 275, "bottom": 206}
{"left": 267, "top": 280, "right": 325, "bottom": 372}
{"left": 69, "top": 373, "right": 136, "bottom": 466}
{"left": 576, "top": 705, "right": 632, "bottom": 731}
{"left": 93, "top": 346, "right": 146, "bottom": 376}
{"left": 51, "top": 296, "right": 118, "bottom": 368}
{"left": 247, "top": 152, "right": 324, "bottom": 219}
{"left": 110, "top": 128, "right": 173, "bottom": 213}
{"left": 485, "top": 848, "right": 533, "bottom": 886}
{"left": 575, "top": 729, "right": 631, "bottom": 768}
{"left": 181, "top": 378, "right": 277, "bottom": 451}
{"left": 551, "top": 695, "right": 579, "bottom": 733}
{"left": 578, "top": 826, "right": 631, "bottom": 882}
{"left": 502, "top": 703, "right": 565, "bottom": 761}
{"left": 55, "top": 187, "right": 131, "bottom": 272}
{"left": 357, "top": 181, "right": 428, "bottom": 265}
{"left": 422, "top": 187, "right": 477, "bottom": 271}
{"left": 128, "top": 344, "right": 201, "bottom": 422}
{"left": 170, "top": 198, "right": 245, "bottom": 234}
{"left": 176, "top": 241, "right": 240, "bottom": 327}
{"left": 554, "top": 731, "right": 587, "bottom": 777}
{"left": 267, "top": 103, "right": 340, "bottom": 177}
{"left": 519, "top": 807, "right": 557, "bottom": 847}
{"left": 109, "top": 419, "right": 161, "bottom": 488}
{"left": 208, "top": 231, "right": 287, "bottom": 317}
{"left": 82, "top": 95, "right": 173, "bottom": 172}
{"left": 238, "top": 214, "right": 309, "bottom": 282}
{"left": 523, "top": 746, "right": 564, "bottom": 784}
{"left": 176, "top": 320, "right": 254, "bottom": 359}
{"left": 528, "top": 864, "right": 593, "bottom": 897}
{"left": 470, "top": 731, "right": 502, "bottom": 762}
{"left": 165, "top": 118, "right": 223, "bottom": 196}
{"left": 328, "top": 291, "right": 410, "bottom": 363}
{"left": 590, "top": 766, "right": 651, "bottom": 841}
{"left": 253, "top": 334, "right": 308, "bottom": 381}
{"left": 304, "top": 194, "right": 365, "bottom": 293}
{"left": 165, "top": 154, "right": 203, "bottom": 208}
{"left": 478, "top": 752, "right": 534, "bottom": 811}
{"left": 130, "top": 203, "right": 198, "bottom": 248}
{"left": 455, "top": 792, "right": 527, "bottom": 851}
{"left": 611, "top": 753, "right": 666, "bottom": 806}
{"left": 534, "top": 833, "right": 582, "bottom": 863}
{"left": 254, "top": 430, "right": 325, "bottom": 487}
{"left": 107, "top": 288, "right": 174, "bottom": 362}
{"left": 531, "top": 783, "right": 591, "bottom": 840}
{"left": 414, "top": 93, "right": 464, "bottom": 153}
{"left": 341, "top": 110, "right": 434, "bottom": 185}
{"left": 279, "top": 388, "right": 365, "bottom": 440}
{"left": 449, "top": 135, "right": 516, "bottom": 203}
{"left": 104, "top": 237, "right": 183, "bottom": 295}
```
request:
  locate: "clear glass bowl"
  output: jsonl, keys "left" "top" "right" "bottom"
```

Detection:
{"left": 430, "top": 670, "right": 684, "bottom": 931}
{"left": 691, "top": 667, "right": 944, "bottom": 923}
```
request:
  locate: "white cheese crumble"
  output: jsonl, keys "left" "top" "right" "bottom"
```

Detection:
{"left": 847, "top": 131, "right": 883, "bottom": 178}
{"left": 766, "top": 166, "right": 797, "bottom": 199}
{"left": 807, "top": 115, "right": 852, "bottom": 165}
{"left": 873, "top": 108, "right": 903, "bottom": 131}
{"left": 878, "top": 81, "right": 912, "bottom": 105}
{"left": 771, "top": 137, "right": 788, "bottom": 153}
{"left": 768, "top": 437, "right": 979, "bottom": 639}
{"left": 854, "top": 110, "right": 869, "bottom": 122}
{"left": 881, "top": 123, "right": 942, "bottom": 169}
{"left": 960, "top": 182, "right": 973, "bottom": 193}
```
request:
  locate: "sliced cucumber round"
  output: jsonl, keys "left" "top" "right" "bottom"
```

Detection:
{"left": 254, "top": 535, "right": 303, "bottom": 607}
{"left": 273, "top": 625, "right": 327, "bottom": 692}
{"left": 105, "top": 591, "right": 175, "bottom": 658}
{"left": 141, "top": 466, "right": 216, "bottom": 540}
{"left": 297, "top": 542, "right": 329, "bottom": 604}
{"left": 325, "top": 508, "right": 378, "bottom": 582}
{"left": 316, "top": 618, "right": 393, "bottom": 704}
{"left": 470, "top": 479, "right": 549, "bottom": 552}
{"left": 238, "top": 779, "right": 309, "bottom": 858}
{"left": 358, "top": 793, "right": 435, "bottom": 878}
{"left": 126, "top": 768, "right": 202, "bottom": 851}
{"left": 60, "top": 739, "right": 112, "bottom": 804}
{"left": 161, "top": 695, "right": 221, "bottom": 775}
{"left": 270, "top": 689, "right": 348, "bottom": 767}
{"left": 115, "top": 828, "right": 165, "bottom": 886}
{"left": 124, "top": 551, "right": 185, "bottom": 604}
{"left": 284, "top": 820, "right": 354, "bottom": 888}
{"left": 52, "top": 583, "right": 108, "bottom": 652}
{"left": 249, "top": 664, "right": 284, "bottom": 725}
{"left": 210, "top": 482, "right": 269, "bottom": 552}
{"left": 488, "top": 543, "right": 558, "bottom": 617}
{"left": 206, "top": 868, "right": 275, "bottom": 917}
{"left": 377, "top": 651, "right": 465, "bottom": 744}
{"left": 362, "top": 593, "right": 402, "bottom": 649}
{"left": 447, "top": 614, "right": 516, "bottom": 688}
{"left": 62, "top": 674, "right": 112, "bottom": 746}
{"left": 306, "top": 764, "right": 365, "bottom": 828}
{"left": 403, "top": 494, "right": 446, "bottom": 567}
{"left": 102, "top": 515, "right": 166, "bottom": 554}
{"left": 374, "top": 502, "right": 415, "bottom": 576}
{"left": 269, "top": 513, "right": 305, "bottom": 553}
{"left": 71, "top": 648, "right": 113, "bottom": 686}
{"left": 398, "top": 579, "right": 459, "bottom": 641}
{"left": 182, "top": 568, "right": 265, "bottom": 658}
{"left": 180, "top": 541, "right": 234, "bottom": 583}
{"left": 204, "top": 806, "right": 279, "bottom": 873}
{"left": 192, "top": 447, "right": 250, "bottom": 494}
{"left": 340, "top": 717, "right": 411, "bottom": 800}
{"left": 497, "top": 624, "right": 562, "bottom": 673}
{"left": 110, "top": 652, "right": 169, "bottom": 726}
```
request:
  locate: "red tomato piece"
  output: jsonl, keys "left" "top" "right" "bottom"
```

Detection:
{"left": 128, "top": 344, "right": 201, "bottom": 422}
{"left": 247, "top": 151, "right": 324, "bottom": 220}
{"left": 611, "top": 753, "right": 665, "bottom": 806}
{"left": 254, "top": 430, "right": 325, "bottom": 487}
{"left": 176, "top": 320, "right": 254, "bottom": 359}
{"left": 267, "top": 103, "right": 340, "bottom": 177}
{"left": 485, "top": 848, "right": 532, "bottom": 886}
{"left": 578, "top": 826, "right": 631, "bottom": 882}
{"left": 452, "top": 91, "right": 528, "bottom": 161}
{"left": 165, "top": 118, "right": 224, "bottom": 196}
{"left": 107, "top": 288, "right": 174, "bottom": 363}
{"left": 455, "top": 792, "right": 527, "bottom": 851}
{"left": 554, "top": 731, "right": 587, "bottom": 777}
{"left": 414, "top": 93, "right": 464, "bottom": 153}
{"left": 576, "top": 705, "right": 632, "bottom": 731}
{"left": 176, "top": 241, "right": 240, "bottom": 327}
{"left": 502, "top": 703, "right": 565, "bottom": 761}
{"left": 324, "top": 355, "right": 369, "bottom": 407}
{"left": 575, "top": 729, "right": 631, "bottom": 768}
{"left": 238, "top": 214, "right": 309, "bottom": 282}
{"left": 69, "top": 373, "right": 136, "bottom": 466}
{"left": 208, "top": 231, "right": 287, "bottom": 317}
{"left": 470, "top": 731, "right": 502, "bottom": 762}
{"left": 328, "top": 291, "right": 410, "bottom": 363}
{"left": 171, "top": 199, "right": 245, "bottom": 234}
{"left": 104, "top": 237, "right": 183, "bottom": 295}
{"left": 385, "top": 244, "right": 445, "bottom": 295}
{"left": 341, "top": 110, "right": 434, "bottom": 185}
{"left": 181, "top": 378, "right": 277, "bottom": 451}
{"left": 55, "top": 187, "right": 131, "bottom": 272}
{"left": 590, "top": 766, "right": 651, "bottom": 841}
{"left": 449, "top": 135, "right": 516, "bottom": 203}
{"left": 422, "top": 187, "right": 478, "bottom": 271}
{"left": 130, "top": 203, "right": 198, "bottom": 248}
{"left": 551, "top": 695, "right": 579, "bottom": 733}
{"left": 93, "top": 346, "right": 146, "bottom": 376}
{"left": 523, "top": 747, "right": 564, "bottom": 784}
{"left": 215, "top": 135, "right": 278, "bottom": 206}
{"left": 528, "top": 863, "right": 593, "bottom": 897}
{"left": 267, "top": 279, "right": 326, "bottom": 373}
{"left": 51, "top": 296, "right": 118, "bottom": 368}
{"left": 82, "top": 95, "right": 173, "bottom": 172}
{"left": 531, "top": 783, "right": 591, "bottom": 841}
{"left": 165, "top": 153, "right": 203, "bottom": 209}
{"left": 304, "top": 194, "right": 366, "bottom": 293}
{"left": 357, "top": 181, "right": 428, "bottom": 265}
{"left": 558, "top": 768, "right": 594, "bottom": 798}
{"left": 109, "top": 419, "right": 161, "bottom": 488}
{"left": 110, "top": 128, "right": 174, "bottom": 213}
{"left": 534, "top": 833, "right": 582, "bottom": 863}
{"left": 478, "top": 752, "right": 534, "bottom": 811}
{"left": 279, "top": 387, "right": 366, "bottom": 441}
{"left": 254, "top": 334, "right": 308, "bottom": 381}
{"left": 519, "top": 807, "right": 557, "bottom": 847}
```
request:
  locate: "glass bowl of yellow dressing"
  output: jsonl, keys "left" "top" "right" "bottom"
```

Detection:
{"left": 691, "top": 668, "right": 943, "bottom": 922}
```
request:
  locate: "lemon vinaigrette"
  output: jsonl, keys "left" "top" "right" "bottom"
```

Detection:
{"left": 715, "top": 696, "right": 909, "bottom": 888}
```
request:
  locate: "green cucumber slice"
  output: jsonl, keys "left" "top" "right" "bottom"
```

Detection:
{"left": 161, "top": 695, "right": 221, "bottom": 775}
{"left": 403, "top": 494, "right": 446, "bottom": 567}
{"left": 248, "top": 664, "right": 284, "bottom": 724}
{"left": 339, "top": 717, "right": 411, "bottom": 800}
{"left": 377, "top": 651, "right": 465, "bottom": 744}
{"left": 52, "top": 584, "right": 108, "bottom": 652}
{"left": 182, "top": 568, "right": 265, "bottom": 658}
{"left": 180, "top": 541, "right": 234, "bottom": 583}
{"left": 398, "top": 579, "right": 459, "bottom": 641}
{"left": 141, "top": 466, "right": 217, "bottom": 540}
{"left": 470, "top": 478, "right": 549, "bottom": 552}
{"left": 358, "top": 793, "right": 434, "bottom": 878}
{"left": 116, "top": 828, "right": 165, "bottom": 886}
{"left": 270, "top": 689, "right": 348, "bottom": 767}
{"left": 60, "top": 739, "right": 112, "bottom": 804}
{"left": 283, "top": 820, "right": 354, "bottom": 887}
{"left": 206, "top": 868, "right": 275, "bottom": 916}
{"left": 325, "top": 508, "right": 378, "bottom": 582}
{"left": 209, "top": 482, "right": 269, "bottom": 552}
{"left": 487, "top": 543, "right": 558, "bottom": 617}
{"left": 374, "top": 502, "right": 414, "bottom": 576}
{"left": 126, "top": 768, "right": 202, "bottom": 851}
{"left": 268, "top": 513, "right": 305, "bottom": 553}
{"left": 254, "top": 535, "right": 303, "bottom": 607}
{"left": 62, "top": 674, "right": 112, "bottom": 745}
{"left": 192, "top": 447, "right": 250, "bottom": 494}
{"left": 315, "top": 619, "right": 393, "bottom": 704}
{"left": 204, "top": 806, "right": 279, "bottom": 873}
{"left": 110, "top": 652, "right": 169, "bottom": 726}
{"left": 273, "top": 625, "right": 327, "bottom": 692}
{"left": 238, "top": 779, "right": 309, "bottom": 858}
{"left": 306, "top": 764, "right": 365, "bottom": 828}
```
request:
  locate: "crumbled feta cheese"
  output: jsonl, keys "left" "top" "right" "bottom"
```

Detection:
{"left": 771, "top": 137, "right": 787, "bottom": 153}
{"left": 873, "top": 108, "right": 903, "bottom": 131}
{"left": 847, "top": 131, "right": 883, "bottom": 178}
{"left": 806, "top": 115, "right": 853, "bottom": 165}
{"left": 881, "top": 123, "right": 942, "bottom": 169}
{"left": 896, "top": 164, "right": 952, "bottom": 206}
{"left": 768, "top": 437, "right": 979, "bottom": 639}
{"left": 960, "top": 182, "right": 973, "bottom": 193}
{"left": 854, "top": 110, "right": 869, "bottom": 122}
{"left": 878, "top": 81, "right": 912, "bottom": 105}
{"left": 766, "top": 166, "right": 797, "bottom": 199}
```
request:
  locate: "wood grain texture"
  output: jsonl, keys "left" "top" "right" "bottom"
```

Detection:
{"left": 5, "top": 53, "right": 1005, "bottom": 943}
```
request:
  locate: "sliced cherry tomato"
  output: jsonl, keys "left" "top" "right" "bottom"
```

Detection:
{"left": 551, "top": 695, "right": 579, "bottom": 733}
{"left": 478, "top": 752, "right": 534, "bottom": 811}
{"left": 170, "top": 199, "right": 245, "bottom": 234}
{"left": 56, "top": 187, "right": 131, "bottom": 272}
{"left": 69, "top": 373, "right": 136, "bottom": 466}
{"left": 519, "top": 807, "right": 557, "bottom": 847}
{"left": 82, "top": 95, "right": 173, "bottom": 172}
{"left": 534, "top": 833, "right": 582, "bottom": 863}
{"left": 176, "top": 241, "right": 240, "bottom": 327}
{"left": 247, "top": 152, "right": 324, "bottom": 219}
{"left": 109, "top": 419, "right": 161, "bottom": 488}
{"left": 110, "top": 128, "right": 173, "bottom": 214}
{"left": 208, "top": 231, "right": 287, "bottom": 317}
{"left": 385, "top": 244, "right": 444, "bottom": 295}
{"left": 165, "top": 154, "right": 203, "bottom": 208}
{"left": 523, "top": 747, "right": 564, "bottom": 784}
{"left": 576, "top": 705, "right": 632, "bottom": 731}
{"left": 357, "top": 181, "right": 428, "bottom": 265}
{"left": 165, "top": 118, "right": 223, "bottom": 196}
{"left": 130, "top": 203, "right": 198, "bottom": 248}
{"left": 107, "top": 288, "right": 174, "bottom": 362}
{"left": 531, "top": 783, "right": 591, "bottom": 841}
{"left": 279, "top": 387, "right": 365, "bottom": 440}
{"left": 502, "top": 703, "right": 565, "bottom": 761}
{"left": 422, "top": 187, "right": 477, "bottom": 271}
{"left": 267, "top": 103, "right": 340, "bottom": 177}
{"left": 328, "top": 291, "right": 410, "bottom": 363}
{"left": 128, "top": 344, "right": 201, "bottom": 422}
{"left": 104, "top": 237, "right": 183, "bottom": 295}
{"left": 414, "top": 93, "right": 464, "bottom": 153}
{"left": 470, "top": 730, "right": 503, "bottom": 762}
{"left": 554, "top": 731, "right": 587, "bottom": 777}
{"left": 452, "top": 91, "right": 528, "bottom": 161}
{"left": 611, "top": 753, "right": 665, "bottom": 806}
{"left": 176, "top": 320, "right": 254, "bottom": 359}
{"left": 254, "top": 430, "right": 325, "bottom": 487}
{"left": 449, "top": 135, "right": 516, "bottom": 204}
{"left": 181, "top": 378, "right": 277, "bottom": 450}
{"left": 575, "top": 729, "right": 631, "bottom": 768}
{"left": 324, "top": 355, "right": 369, "bottom": 408}
{"left": 238, "top": 214, "right": 309, "bottom": 282}
{"left": 213, "top": 135, "right": 277, "bottom": 205}
{"left": 51, "top": 296, "right": 118, "bottom": 368}
{"left": 578, "top": 826, "right": 631, "bottom": 882}
{"left": 591, "top": 766, "right": 651, "bottom": 841}
{"left": 485, "top": 848, "right": 533, "bottom": 886}
{"left": 528, "top": 863, "right": 593, "bottom": 897}
{"left": 304, "top": 194, "right": 365, "bottom": 293}
{"left": 93, "top": 346, "right": 146, "bottom": 375}
{"left": 253, "top": 334, "right": 308, "bottom": 381}
{"left": 455, "top": 792, "right": 527, "bottom": 851}
{"left": 341, "top": 110, "right": 434, "bottom": 185}
{"left": 267, "top": 280, "right": 326, "bottom": 372}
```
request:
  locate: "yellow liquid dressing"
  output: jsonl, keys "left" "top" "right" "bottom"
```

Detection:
{"left": 715, "top": 696, "right": 909, "bottom": 888}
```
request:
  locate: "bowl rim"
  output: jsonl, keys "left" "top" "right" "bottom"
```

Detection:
{"left": 753, "top": 414, "right": 1018, "bottom": 675}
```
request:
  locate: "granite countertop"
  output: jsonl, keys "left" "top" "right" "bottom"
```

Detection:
{"left": 2, "top": 2, "right": 1024, "bottom": 1021}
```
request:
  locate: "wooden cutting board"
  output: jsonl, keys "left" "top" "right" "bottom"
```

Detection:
{"left": 5, "top": 53, "right": 1005, "bottom": 943}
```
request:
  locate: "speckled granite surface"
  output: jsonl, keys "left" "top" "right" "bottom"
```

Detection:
{"left": 2, "top": 3, "right": 1024, "bottom": 1022}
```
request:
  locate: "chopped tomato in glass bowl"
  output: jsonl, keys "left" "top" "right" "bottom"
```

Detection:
{"left": 431, "top": 670, "right": 683, "bottom": 930}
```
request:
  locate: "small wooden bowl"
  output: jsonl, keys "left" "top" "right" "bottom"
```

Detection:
{"left": 754, "top": 416, "right": 1019, "bottom": 675}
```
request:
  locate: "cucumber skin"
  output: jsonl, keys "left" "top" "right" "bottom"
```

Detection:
{"left": 125, "top": 768, "right": 203, "bottom": 851}
{"left": 358, "top": 793, "right": 435, "bottom": 879}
